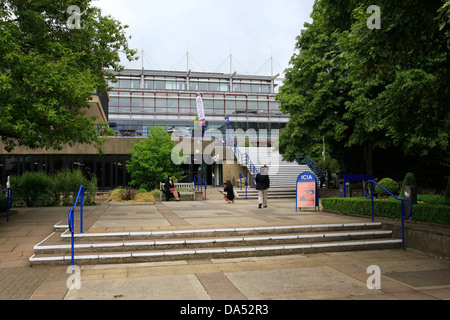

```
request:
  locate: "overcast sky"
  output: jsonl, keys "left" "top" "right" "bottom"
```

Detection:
{"left": 94, "top": 0, "right": 315, "bottom": 77}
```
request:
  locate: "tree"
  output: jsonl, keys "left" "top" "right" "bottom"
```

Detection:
{"left": 0, "top": 0, "right": 136, "bottom": 152}
{"left": 126, "top": 126, "right": 185, "bottom": 191}
{"left": 278, "top": 0, "right": 449, "bottom": 186}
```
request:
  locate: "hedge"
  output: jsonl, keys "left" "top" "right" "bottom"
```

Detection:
{"left": 322, "top": 197, "right": 450, "bottom": 226}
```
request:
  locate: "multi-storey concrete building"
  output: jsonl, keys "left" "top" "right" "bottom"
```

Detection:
{"left": 106, "top": 69, "right": 288, "bottom": 140}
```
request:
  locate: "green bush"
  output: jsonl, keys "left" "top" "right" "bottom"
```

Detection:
{"left": 322, "top": 197, "right": 450, "bottom": 225}
{"left": 376, "top": 178, "right": 399, "bottom": 197}
{"left": 9, "top": 169, "right": 98, "bottom": 208}
{"left": 400, "top": 172, "right": 416, "bottom": 196}
{"left": 10, "top": 172, "right": 57, "bottom": 207}
{"left": 137, "top": 188, "right": 148, "bottom": 194}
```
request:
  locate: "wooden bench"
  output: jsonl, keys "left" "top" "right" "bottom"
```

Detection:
{"left": 160, "top": 182, "right": 196, "bottom": 201}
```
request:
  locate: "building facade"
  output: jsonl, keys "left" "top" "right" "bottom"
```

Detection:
{"left": 106, "top": 69, "right": 288, "bottom": 140}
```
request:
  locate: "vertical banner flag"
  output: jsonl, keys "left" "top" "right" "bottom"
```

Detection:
{"left": 296, "top": 172, "right": 318, "bottom": 212}
{"left": 196, "top": 93, "right": 206, "bottom": 126}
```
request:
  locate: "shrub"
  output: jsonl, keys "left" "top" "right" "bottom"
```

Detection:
{"left": 53, "top": 169, "right": 87, "bottom": 206}
{"left": 108, "top": 189, "right": 125, "bottom": 202}
{"left": 134, "top": 193, "right": 155, "bottom": 203}
{"left": 322, "top": 197, "right": 450, "bottom": 225}
{"left": 137, "top": 188, "right": 148, "bottom": 194}
{"left": 376, "top": 178, "right": 399, "bottom": 197}
{"left": 119, "top": 188, "right": 137, "bottom": 201}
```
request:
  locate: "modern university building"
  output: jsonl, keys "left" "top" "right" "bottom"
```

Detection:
{"left": 0, "top": 68, "right": 290, "bottom": 190}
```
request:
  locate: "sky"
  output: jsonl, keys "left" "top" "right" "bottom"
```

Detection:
{"left": 94, "top": 0, "right": 315, "bottom": 77}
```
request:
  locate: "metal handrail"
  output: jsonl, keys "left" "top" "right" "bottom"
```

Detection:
{"left": 364, "top": 180, "right": 412, "bottom": 250}
{"left": 296, "top": 154, "right": 325, "bottom": 179}
{"left": 194, "top": 175, "right": 207, "bottom": 200}
{"left": 239, "top": 173, "right": 248, "bottom": 199}
{"left": 68, "top": 185, "right": 85, "bottom": 266}
{"left": 0, "top": 188, "right": 12, "bottom": 222}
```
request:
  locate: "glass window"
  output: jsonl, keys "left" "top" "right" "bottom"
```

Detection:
{"left": 119, "top": 97, "right": 130, "bottom": 112}
{"left": 209, "top": 82, "right": 219, "bottom": 92}
{"left": 109, "top": 96, "right": 119, "bottom": 107}
{"left": 177, "top": 81, "right": 186, "bottom": 90}
{"left": 214, "top": 97, "right": 224, "bottom": 113}
{"left": 167, "top": 95, "right": 178, "bottom": 113}
{"left": 269, "top": 101, "right": 280, "bottom": 114}
{"left": 131, "top": 79, "right": 141, "bottom": 89}
{"left": 189, "top": 81, "right": 199, "bottom": 91}
{"left": 261, "top": 84, "right": 270, "bottom": 93}
{"left": 132, "top": 96, "right": 143, "bottom": 107}
{"left": 232, "top": 82, "right": 241, "bottom": 92}
{"left": 236, "top": 99, "right": 246, "bottom": 114}
{"left": 119, "top": 79, "right": 131, "bottom": 88}
{"left": 143, "top": 96, "right": 154, "bottom": 113}
{"left": 248, "top": 100, "right": 258, "bottom": 114}
{"left": 203, "top": 96, "right": 214, "bottom": 111}
{"left": 252, "top": 84, "right": 262, "bottom": 93}
{"left": 241, "top": 83, "right": 251, "bottom": 92}
{"left": 154, "top": 80, "right": 165, "bottom": 90}
{"left": 220, "top": 82, "right": 229, "bottom": 92}
{"left": 145, "top": 79, "right": 154, "bottom": 89}
{"left": 198, "top": 81, "right": 208, "bottom": 91}
{"left": 258, "top": 98, "right": 268, "bottom": 114}
{"left": 166, "top": 81, "right": 176, "bottom": 90}
{"left": 225, "top": 99, "right": 235, "bottom": 114}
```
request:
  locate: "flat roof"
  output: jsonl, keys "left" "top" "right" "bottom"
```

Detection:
{"left": 107, "top": 69, "right": 275, "bottom": 81}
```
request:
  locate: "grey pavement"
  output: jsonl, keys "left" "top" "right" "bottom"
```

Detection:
{"left": 0, "top": 187, "right": 449, "bottom": 301}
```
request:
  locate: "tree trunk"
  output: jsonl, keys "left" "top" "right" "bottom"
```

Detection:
{"left": 364, "top": 143, "right": 374, "bottom": 175}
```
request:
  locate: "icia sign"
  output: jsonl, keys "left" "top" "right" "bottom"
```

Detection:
{"left": 296, "top": 172, "right": 318, "bottom": 212}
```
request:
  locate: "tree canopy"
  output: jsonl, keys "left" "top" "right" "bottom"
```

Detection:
{"left": 278, "top": 0, "right": 449, "bottom": 186}
{"left": 126, "top": 126, "right": 185, "bottom": 191}
{"left": 0, "top": 0, "right": 136, "bottom": 151}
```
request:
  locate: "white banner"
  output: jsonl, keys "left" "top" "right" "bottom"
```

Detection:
{"left": 196, "top": 93, "right": 206, "bottom": 126}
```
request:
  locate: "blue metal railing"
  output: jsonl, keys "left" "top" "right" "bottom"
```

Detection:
{"left": 364, "top": 180, "right": 413, "bottom": 250}
{"left": 239, "top": 173, "right": 248, "bottom": 199}
{"left": 194, "top": 175, "right": 207, "bottom": 200}
{"left": 0, "top": 188, "right": 12, "bottom": 222}
{"left": 68, "top": 185, "right": 85, "bottom": 266}
{"left": 296, "top": 154, "right": 325, "bottom": 179}
{"left": 227, "top": 136, "right": 260, "bottom": 178}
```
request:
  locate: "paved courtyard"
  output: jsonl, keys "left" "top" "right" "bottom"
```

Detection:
{"left": 0, "top": 188, "right": 449, "bottom": 302}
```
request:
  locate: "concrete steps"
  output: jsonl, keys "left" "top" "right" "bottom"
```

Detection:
{"left": 29, "top": 222, "right": 402, "bottom": 266}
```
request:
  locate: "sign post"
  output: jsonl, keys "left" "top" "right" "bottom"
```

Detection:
{"left": 296, "top": 172, "right": 318, "bottom": 212}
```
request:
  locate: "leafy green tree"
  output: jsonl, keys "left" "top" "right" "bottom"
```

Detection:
{"left": 126, "top": 126, "right": 185, "bottom": 190}
{"left": 0, "top": 0, "right": 136, "bottom": 152}
{"left": 278, "top": 0, "right": 449, "bottom": 185}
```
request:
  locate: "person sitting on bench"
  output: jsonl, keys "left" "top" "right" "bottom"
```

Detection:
{"left": 164, "top": 175, "right": 180, "bottom": 201}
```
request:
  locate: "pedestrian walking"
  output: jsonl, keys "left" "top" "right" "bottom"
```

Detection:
{"left": 255, "top": 164, "right": 270, "bottom": 208}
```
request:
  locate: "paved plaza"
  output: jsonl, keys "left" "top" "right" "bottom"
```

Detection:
{"left": 0, "top": 188, "right": 449, "bottom": 301}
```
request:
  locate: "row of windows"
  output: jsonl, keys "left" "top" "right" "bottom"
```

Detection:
{"left": 109, "top": 94, "right": 282, "bottom": 115}
{"left": 109, "top": 78, "right": 272, "bottom": 93}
